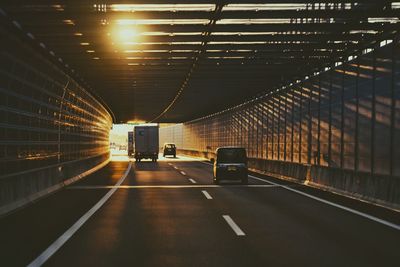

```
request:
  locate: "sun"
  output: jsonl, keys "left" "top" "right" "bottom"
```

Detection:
{"left": 117, "top": 28, "right": 137, "bottom": 42}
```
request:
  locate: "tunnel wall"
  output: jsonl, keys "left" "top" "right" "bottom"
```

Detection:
{"left": 160, "top": 38, "right": 400, "bottom": 210}
{"left": 0, "top": 24, "right": 112, "bottom": 215}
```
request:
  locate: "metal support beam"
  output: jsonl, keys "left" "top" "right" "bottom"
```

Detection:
{"left": 149, "top": 2, "right": 225, "bottom": 122}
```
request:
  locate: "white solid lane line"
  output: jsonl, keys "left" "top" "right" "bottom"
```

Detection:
{"left": 189, "top": 178, "right": 197, "bottom": 184}
{"left": 198, "top": 161, "right": 212, "bottom": 166}
{"left": 27, "top": 162, "right": 133, "bottom": 267}
{"left": 248, "top": 175, "right": 400, "bottom": 231}
{"left": 247, "top": 174, "right": 275, "bottom": 185}
{"left": 223, "top": 215, "right": 246, "bottom": 236}
{"left": 201, "top": 190, "right": 213, "bottom": 199}
{"left": 180, "top": 171, "right": 186, "bottom": 176}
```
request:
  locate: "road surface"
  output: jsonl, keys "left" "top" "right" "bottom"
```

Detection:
{"left": 0, "top": 155, "right": 399, "bottom": 267}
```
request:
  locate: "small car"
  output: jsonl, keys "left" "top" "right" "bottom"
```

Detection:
{"left": 163, "top": 143, "right": 176, "bottom": 158}
{"left": 213, "top": 147, "right": 248, "bottom": 184}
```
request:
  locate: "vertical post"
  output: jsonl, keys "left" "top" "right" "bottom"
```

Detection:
{"left": 235, "top": 113, "right": 238, "bottom": 147}
{"left": 256, "top": 102, "right": 260, "bottom": 158}
{"left": 277, "top": 96, "right": 281, "bottom": 161}
{"left": 244, "top": 109, "right": 247, "bottom": 154}
{"left": 255, "top": 105, "right": 258, "bottom": 158}
{"left": 231, "top": 114, "right": 234, "bottom": 147}
{"left": 291, "top": 90, "right": 295, "bottom": 162}
{"left": 230, "top": 113, "right": 233, "bottom": 146}
{"left": 371, "top": 50, "right": 376, "bottom": 175}
{"left": 252, "top": 106, "right": 255, "bottom": 158}
{"left": 299, "top": 87, "right": 303, "bottom": 163}
{"left": 238, "top": 111, "right": 241, "bottom": 147}
{"left": 271, "top": 99, "right": 275, "bottom": 160}
{"left": 248, "top": 107, "right": 251, "bottom": 157}
{"left": 328, "top": 69, "right": 333, "bottom": 168}
{"left": 232, "top": 114, "right": 235, "bottom": 147}
{"left": 389, "top": 37, "right": 397, "bottom": 176}
{"left": 246, "top": 108, "right": 250, "bottom": 156}
{"left": 266, "top": 100, "right": 269, "bottom": 159}
{"left": 284, "top": 94, "right": 287, "bottom": 161}
{"left": 203, "top": 123, "right": 206, "bottom": 152}
{"left": 252, "top": 106, "right": 256, "bottom": 158}
{"left": 355, "top": 56, "right": 360, "bottom": 172}
{"left": 317, "top": 76, "right": 321, "bottom": 166}
{"left": 307, "top": 84, "right": 312, "bottom": 165}
{"left": 340, "top": 64, "right": 345, "bottom": 169}
{"left": 260, "top": 101, "right": 264, "bottom": 159}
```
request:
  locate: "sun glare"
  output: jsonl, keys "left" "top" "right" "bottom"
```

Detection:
{"left": 110, "top": 24, "right": 142, "bottom": 47}
{"left": 117, "top": 28, "right": 138, "bottom": 42}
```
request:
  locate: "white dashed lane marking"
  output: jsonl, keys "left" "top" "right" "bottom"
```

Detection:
{"left": 201, "top": 190, "right": 213, "bottom": 199}
{"left": 223, "top": 215, "right": 246, "bottom": 236}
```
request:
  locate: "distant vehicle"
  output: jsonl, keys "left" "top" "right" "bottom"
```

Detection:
{"left": 163, "top": 143, "right": 176, "bottom": 158}
{"left": 134, "top": 126, "right": 159, "bottom": 162}
{"left": 213, "top": 147, "right": 248, "bottom": 185}
{"left": 128, "top": 131, "right": 134, "bottom": 157}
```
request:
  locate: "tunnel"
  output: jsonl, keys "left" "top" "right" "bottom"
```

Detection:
{"left": 0, "top": 1, "right": 399, "bottom": 266}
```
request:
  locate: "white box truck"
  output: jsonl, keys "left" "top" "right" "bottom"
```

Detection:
{"left": 127, "top": 131, "right": 134, "bottom": 157}
{"left": 134, "top": 125, "right": 159, "bottom": 162}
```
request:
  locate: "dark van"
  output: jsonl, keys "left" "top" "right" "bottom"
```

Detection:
{"left": 163, "top": 143, "right": 176, "bottom": 158}
{"left": 213, "top": 147, "right": 248, "bottom": 184}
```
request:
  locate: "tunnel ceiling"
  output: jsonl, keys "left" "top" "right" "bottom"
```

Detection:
{"left": 1, "top": 1, "right": 399, "bottom": 123}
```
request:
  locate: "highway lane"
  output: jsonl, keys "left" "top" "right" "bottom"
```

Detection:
{"left": 0, "top": 155, "right": 399, "bottom": 266}
{"left": 0, "top": 161, "right": 131, "bottom": 267}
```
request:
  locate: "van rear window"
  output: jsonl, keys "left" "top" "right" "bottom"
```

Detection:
{"left": 217, "top": 148, "right": 246, "bottom": 163}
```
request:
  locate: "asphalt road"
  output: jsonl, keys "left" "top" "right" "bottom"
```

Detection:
{"left": 0, "top": 155, "right": 399, "bottom": 267}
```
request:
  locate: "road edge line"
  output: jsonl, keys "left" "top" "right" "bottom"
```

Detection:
{"left": 248, "top": 175, "right": 400, "bottom": 231}
{"left": 27, "top": 161, "right": 133, "bottom": 267}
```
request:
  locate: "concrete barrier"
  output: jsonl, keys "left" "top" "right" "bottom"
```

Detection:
{"left": 0, "top": 153, "right": 109, "bottom": 217}
{"left": 308, "top": 166, "right": 400, "bottom": 210}
{"left": 248, "top": 158, "right": 309, "bottom": 183}
{"left": 178, "top": 149, "right": 215, "bottom": 161}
